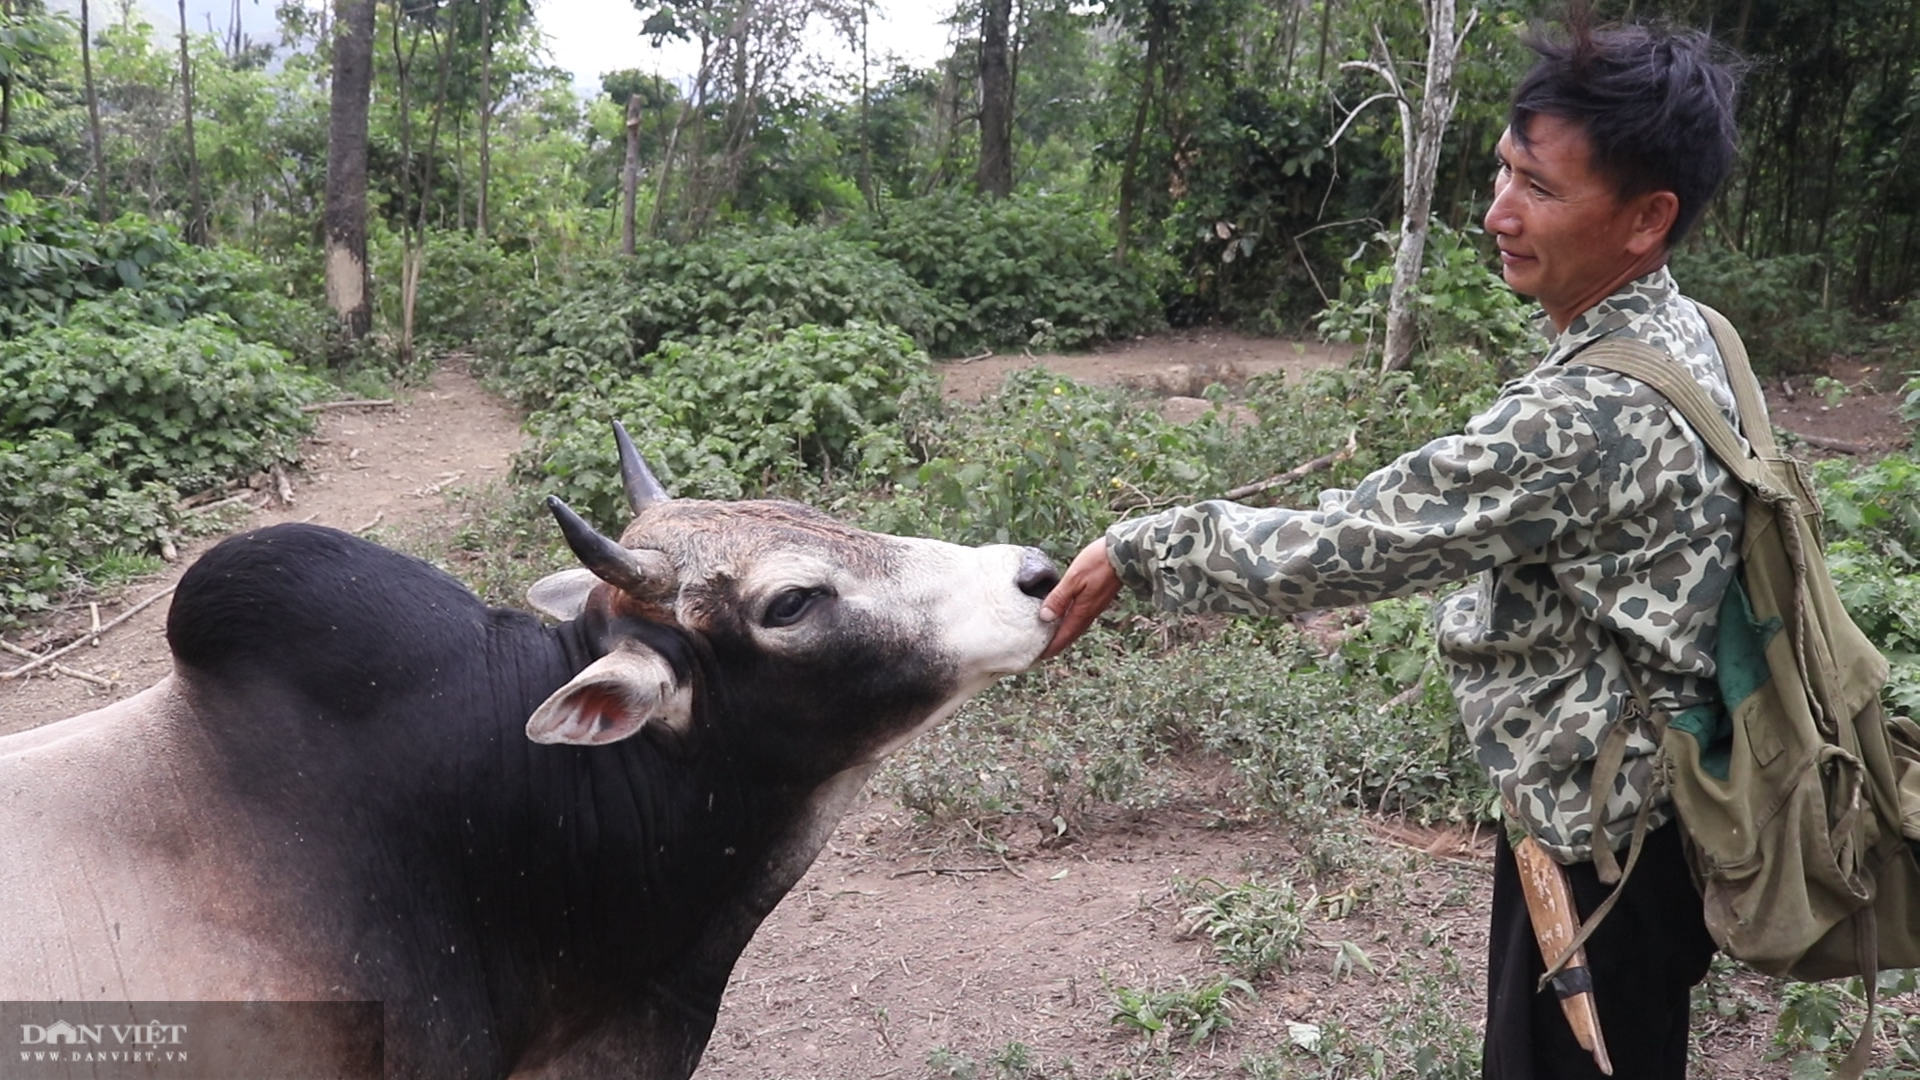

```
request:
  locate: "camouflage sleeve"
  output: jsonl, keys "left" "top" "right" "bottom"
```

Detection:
{"left": 1105, "top": 377, "right": 1621, "bottom": 615}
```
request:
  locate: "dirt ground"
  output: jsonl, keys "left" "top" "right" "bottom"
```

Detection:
{"left": 1765, "top": 357, "right": 1915, "bottom": 457}
{"left": 1, "top": 333, "right": 1911, "bottom": 1078}
{"left": 940, "top": 331, "right": 1357, "bottom": 426}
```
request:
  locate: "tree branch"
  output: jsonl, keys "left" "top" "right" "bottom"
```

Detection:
{"left": 1220, "top": 429, "right": 1360, "bottom": 501}
{"left": 1328, "top": 91, "right": 1403, "bottom": 147}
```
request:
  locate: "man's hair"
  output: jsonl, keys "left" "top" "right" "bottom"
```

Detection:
{"left": 1510, "top": 15, "right": 1739, "bottom": 245}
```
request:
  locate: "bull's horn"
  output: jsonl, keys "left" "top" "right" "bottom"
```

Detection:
{"left": 545, "top": 496, "right": 672, "bottom": 595}
{"left": 613, "top": 421, "right": 670, "bottom": 512}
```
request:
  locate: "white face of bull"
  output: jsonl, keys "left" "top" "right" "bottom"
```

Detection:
{"left": 521, "top": 498, "right": 1059, "bottom": 766}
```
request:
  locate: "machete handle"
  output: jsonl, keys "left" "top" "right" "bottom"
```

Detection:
{"left": 1511, "top": 830, "right": 1614, "bottom": 1076}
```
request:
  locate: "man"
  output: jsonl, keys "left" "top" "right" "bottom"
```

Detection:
{"left": 1039, "top": 19, "right": 1741, "bottom": 1079}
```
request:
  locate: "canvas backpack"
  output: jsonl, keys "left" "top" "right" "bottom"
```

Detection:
{"left": 1573, "top": 304, "right": 1920, "bottom": 1078}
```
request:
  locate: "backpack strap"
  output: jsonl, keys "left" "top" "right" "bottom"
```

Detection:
{"left": 1549, "top": 313, "right": 1760, "bottom": 911}
{"left": 1575, "top": 345, "right": 1763, "bottom": 494}
{"left": 1695, "top": 303, "right": 1780, "bottom": 459}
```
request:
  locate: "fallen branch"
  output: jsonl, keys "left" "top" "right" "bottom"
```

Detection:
{"left": 177, "top": 479, "right": 246, "bottom": 510}
{"left": 0, "top": 639, "right": 115, "bottom": 686}
{"left": 1786, "top": 430, "right": 1871, "bottom": 455}
{"left": 354, "top": 511, "right": 385, "bottom": 534}
{"left": 952, "top": 349, "right": 994, "bottom": 364}
{"left": 886, "top": 865, "right": 1009, "bottom": 880}
{"left": 270, "top": 463, "right": 295, "bottom": 506}
{"left": 1363, "top": 817, "right": 1492, "bottom": 866}
{"left": 0, "top": 585, "right": 177, "bottom": 681}
{"left": 301, "top": 398, "right": 396, "bottom": 413}
{"left": 185, "top": 492, "right": 257, "bottom": 516}
{"left": 1221, "top": 428, "right": 1360, "bottom": 501}
{"left": 1377, "top": 664, "right": 1432, "bottom": 715}
{"left": 411, "top": 471, "right": 465, "bottom": 498}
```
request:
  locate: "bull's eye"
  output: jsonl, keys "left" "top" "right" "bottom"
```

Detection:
{"left": 762, "top": 586, "right": 828, "bottom": 628}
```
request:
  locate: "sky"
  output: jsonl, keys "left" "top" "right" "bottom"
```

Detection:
{"left": 101, "top": 0, "right": 961, "bottom": 95}
{"left": 539, "top": 0, "right": 962, "bottom": 95}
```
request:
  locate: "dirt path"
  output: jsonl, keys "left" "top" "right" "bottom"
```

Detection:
{"left": 3, "top": 336, "right": 1900, "bottom": 1078}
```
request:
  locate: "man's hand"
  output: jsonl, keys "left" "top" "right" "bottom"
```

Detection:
{"left": 1038, "top": 538, "right": 1123, "bottom": 660}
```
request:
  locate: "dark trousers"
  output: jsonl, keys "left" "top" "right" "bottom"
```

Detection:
{"left": 1483, "top": 820, "right": 1718, "bottom": 1080}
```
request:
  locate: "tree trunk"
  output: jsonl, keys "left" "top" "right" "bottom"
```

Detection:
{"left": 975, "top": 0, "right": 1013, "bottom": 197}
{"left": 1381, "top": 0, "right": 1471, "bottom": 375}
{"left": 81, "top": 0, "right": 107, "bottom": 224}
{"left": 389, "top": 0, "right": 452, "bottom": 366}
{"left": 858, "top": 3, "right": 872, "bottom": 208}
{"left": 1113, "top": 22, "right": 1161, "bottom": 265}
{"left": 621, "top": 92, "right": 642, "bottom": 256}
{"left": 649, "top": 32, "right": 715, "bottom": 240}
{"left": 324, "top": 0, "right": 376, "bottom": 345}
{"left": 176, "top": 0, "right": 205, "bottom": 243}
{"left": 476, "top": 0, "right": 493, "bottom": 237}
{"left": 1314, "top": 0, "right": 1335, "bottom": 83}
{"left": 392, "top": 2, "right": 417, "bottom": 364}
{"left": 1, "top": 0, "right": 15, "bottom": 147}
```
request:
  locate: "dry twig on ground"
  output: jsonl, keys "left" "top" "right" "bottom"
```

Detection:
{"left": 0, "top": 640, "right": 113, "bottom": 687}
{"left": 301, "top": 398, "right": 396, "bottom": 413}
{"left": 0, "top": 585, "right": 178, "bottom": 681}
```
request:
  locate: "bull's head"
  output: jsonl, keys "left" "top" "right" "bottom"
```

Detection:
{"left": 520, "top": 423, "right": 1060, "bottom": 767}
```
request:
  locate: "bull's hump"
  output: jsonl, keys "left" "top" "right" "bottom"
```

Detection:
{"left": 166, "top": 524, "right": 540, "bottom": 713}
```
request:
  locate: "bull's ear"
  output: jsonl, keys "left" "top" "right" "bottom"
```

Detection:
{"left": 526, "top": 644, "right": 692, "bottom": 746}
{"left": 527, "top": 568, "right": 599, "bottom": 620}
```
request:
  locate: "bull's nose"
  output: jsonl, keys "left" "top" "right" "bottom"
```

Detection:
{"left": 1016, "top": 548, "right": 1060, "bottom": 600}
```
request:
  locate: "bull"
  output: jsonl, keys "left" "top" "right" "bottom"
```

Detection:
{"left": 0, "top": 425, "right": 1059, "bottom": 1079}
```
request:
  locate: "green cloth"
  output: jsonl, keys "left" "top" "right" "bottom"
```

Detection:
{"left": 1669, "top": 580, "right": 1781, "bottom": 782}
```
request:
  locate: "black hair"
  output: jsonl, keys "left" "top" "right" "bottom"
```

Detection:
{"left": 1510, "top": 11, "right": 1739, "bottom": 245}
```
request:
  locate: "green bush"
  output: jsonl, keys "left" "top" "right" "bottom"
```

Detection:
{"left": 519, "top": 321, "right": 933, "bottom": 527}
{"left": 1670, "top": 246, "right": 1857, "bottom": 375}
{"left": 851, "top": 369, "right": 1235, "bottom": 558}
{"left": 68, "top": 243, "right": 330, "bottom": 363}
{"left": 2, "top": 196, "right": 324, "bottom": 359}
{"left": 848, "top": 191, "right": 1163, "bottom": 353}
{"left": 1, "top": 193, "right": 174, "bottom": 335}
{"left": 1316, "top": 221, "right": 1535, "bottom": 369}
{"left": 1825, "top": 540, "right": 1920, "bottom": 716}
{"left": 1816, "top": 451, "right": 1920, "bottom": 559}
{"left": 1, "top": 314, "right": 319, "bottom": 489}
{"left": 1183, "top": 875, "right": 1315, "bottom": 978}
{"left": 0, "top": 430, "right": 181, "bottom": 616}
{"left": 0, "top": 312, "right": 320, "bottom": 619}
{"left": 1771, "top": 970, "right": 1920, "bottom": 1077}
{"left": 1108, "top": 975, "right": 1257, "bottom": 1047}
{"left": 1813, "top": 452, "right": 1920, "bottom": 715}
{"left": 499, "top": 225, "right": 946, "bottom": 407}
{"left": 1227, "top": 342, "right": 1505, "bottom": 511}
{"left": 373, "top": 226, "right": 536, "bottom": 353}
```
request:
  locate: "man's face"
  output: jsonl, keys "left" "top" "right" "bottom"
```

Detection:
{"left": 1484, "top": 114, "right": 1674, "bottom": 330}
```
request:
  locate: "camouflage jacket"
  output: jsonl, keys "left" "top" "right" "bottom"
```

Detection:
{"left": 1106, "top": 269, "right": 1746, "bottom": 863}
